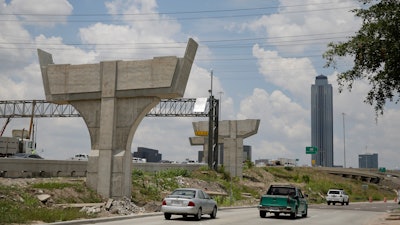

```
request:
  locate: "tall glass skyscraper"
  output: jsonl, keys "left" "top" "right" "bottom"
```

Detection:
{"left": 311, "top": 75, "right": 333, "bottom": 167}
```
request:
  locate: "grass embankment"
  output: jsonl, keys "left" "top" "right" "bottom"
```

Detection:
{"left": 0, "top": 165, "right": 397, "bottom": 224}
{"left": 131, "top": 165, "right": 397, "bottom": 206}
{"left": 0, "top": 180, "right": 102, "bottom": 224}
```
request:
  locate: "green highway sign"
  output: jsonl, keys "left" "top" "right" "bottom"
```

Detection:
{"left": 306, "top": 146, "right": 318, "bottom": 154}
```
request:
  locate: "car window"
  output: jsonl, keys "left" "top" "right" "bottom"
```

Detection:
{"left": 171, "top": 190, "right": 196, "bottom": 198}
{"left": 203, "top": 191, "right": 211, "bottom": 199}
{"left": 267, "top": 187, "right": 295, "bottom": 195}
{"left": 329, "top": 190, "right": 340, "bottom": 194}
{"left": 197, "top": 190, "right": 205, "bottom": 199}
{"left": 298, "top": 190, "right": 304, "bottom": 198}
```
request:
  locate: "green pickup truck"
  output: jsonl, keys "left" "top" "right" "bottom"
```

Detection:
{"left": 258, "top": 183, "right": 308, "bottom": 219}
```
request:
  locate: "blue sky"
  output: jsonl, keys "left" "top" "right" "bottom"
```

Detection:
{"left": 1, "top": 0, "right": 399, "bottom": 169}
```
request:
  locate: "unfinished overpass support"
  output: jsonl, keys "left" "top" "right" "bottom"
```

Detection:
{"left": 191, "top": 119, "right": 260, "bottom": 177}
{"left": 38, "top": 39, "right": 198, "bottom": 198}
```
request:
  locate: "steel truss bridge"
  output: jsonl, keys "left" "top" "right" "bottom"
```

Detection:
{"left": 0, "top": 98, "right": 219, "bottom": 170}
{"left": 0, "top": 99, "right": 213, "bottom": 118}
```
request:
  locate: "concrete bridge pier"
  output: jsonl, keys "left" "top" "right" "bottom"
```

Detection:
{"left": 189, "top": 136, "right": 209, "bottom": 163}
{"left": 38, "top": 38, "right": 198, "bottom": 198}
{"left": 191, "top": 119, "right": 260, "bottom": 177}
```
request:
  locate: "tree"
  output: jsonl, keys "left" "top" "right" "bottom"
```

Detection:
{"left": 323, "top": 0, "right": 400, "bottom": 116}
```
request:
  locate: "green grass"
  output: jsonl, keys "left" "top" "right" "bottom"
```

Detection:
{"left": 0, "top": 166, "right": 397, "bottom": 224}
{"left": 0, "top": 181, "right": 101, "bottom": 224}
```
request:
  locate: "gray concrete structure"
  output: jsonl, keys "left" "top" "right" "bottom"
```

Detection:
{"left": 38, "top": 38, "right": 198, "bottom": 198}
{"left": 190, "top": 119, "right": 260, "bottom": 177}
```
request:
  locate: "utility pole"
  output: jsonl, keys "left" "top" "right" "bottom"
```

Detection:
{"left": 342, "top": 113, "right": 346, "bottom": 168}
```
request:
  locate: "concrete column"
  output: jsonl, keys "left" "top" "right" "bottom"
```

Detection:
{"left": 189, "top": 136, "right": 208, "bottom": 163}
{"left": 38, "top": 38, "right": 198, "bottom": 198}
{"left": 191, "top": 119, "right": 260, "bottom": 177}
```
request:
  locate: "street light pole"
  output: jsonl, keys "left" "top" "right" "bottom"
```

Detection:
{"left": 342, "top": 112, "right": 346, "bottom": 168}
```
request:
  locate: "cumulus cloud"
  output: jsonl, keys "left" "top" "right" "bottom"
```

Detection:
{"left": 237, "top": 88, "right": 310, "bottom": 161}
{"left": 6, "top": 0, "right": 73, "bottom": 27}
{"left": 245, "top": 0, "right": 361, "bottom": 53}
{"left": 253, "top": 44, "right": 316, "bottom": 102}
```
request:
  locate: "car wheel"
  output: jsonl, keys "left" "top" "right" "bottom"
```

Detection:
{"left": 341, "top": 201, "right": 344, "bottom": 205}
{"left": 195, "top": 208, "right": 202, "bottom": 221}
{"left": 333, "top": 202, "right": 336, "bottom": 205}
{"left": 274, "top": 212, "right": 280, "bottom": 217}
{"left": 210, "top": 206, "right": 217, "bottom": 219}
{"left": 164, "top": 213, "right": 171, "bottom": 220}
{"left": 346, "top": 200, "right": 349, "bottom": 205}
{"left": 302, "top": 208, "right": 308, "bottom": 218}
{"left": 290, "top": 207, "right": 297, "bottom": 219}
{"left": 259, "top": 211, "right": 266, "bottom": 218}
{"left": 327, "top": 201, "right": 331, "bottom": 205}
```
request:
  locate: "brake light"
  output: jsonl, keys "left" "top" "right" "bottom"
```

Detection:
{"left": 162, "top": 200, "right": 167, "bottom": 205}
{"left": 188, "top": 201, "right": 195, "bottom": 207}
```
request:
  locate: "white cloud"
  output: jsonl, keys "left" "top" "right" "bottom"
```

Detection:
{"left": 237, "top": 88, "right": 310, "bottom": 163}
{"left": 1, "top": 0, "right": 399, "bottom": 170}
{"left": 253, "top": 44, "right": 316, "bottom": 101}
{"left": 6, "top": 0, "right": 73, "bottom": 26}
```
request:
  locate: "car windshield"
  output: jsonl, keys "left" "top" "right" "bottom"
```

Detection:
{"left": 329, "top": 190, "right": 340, "bottom": 194}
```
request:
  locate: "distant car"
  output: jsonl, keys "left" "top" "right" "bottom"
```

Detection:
{"left": 161, "top": 188, "right": 217, "bottom": 220}
{"left": 10, "top": 153, "right": 43, "bottom": 159}
{"left": 326, "top": 188, "right": 349, "bottom": 205}
{"left": 69, "top": 154, "right": 89, "bottom": 161}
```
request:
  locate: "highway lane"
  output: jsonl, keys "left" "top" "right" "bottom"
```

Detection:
{"left": 54, "top": 203, "right": 394, "bottom": 225}
{"left": 310, "top": 201, "right": 398, "bottom": 212}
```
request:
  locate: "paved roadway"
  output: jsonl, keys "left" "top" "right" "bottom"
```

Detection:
{"left": 51, "top": 202, "right": 398, "bottom": 225}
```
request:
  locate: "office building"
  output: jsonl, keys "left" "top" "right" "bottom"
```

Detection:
{"left": 311, "top": 75, "right": 334, "bottom": 167}
{"left": 359, "top": 153, "right": 378, "bottom": 168}
{"left": 133, "top": 147, "right": 162, "bottom": 162}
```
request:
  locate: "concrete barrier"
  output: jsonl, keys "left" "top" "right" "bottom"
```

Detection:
{"left": 0, "top": 159, "right": 204, "bottom": 178}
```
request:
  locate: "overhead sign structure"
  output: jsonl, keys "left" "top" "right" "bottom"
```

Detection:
{"left": 306, "top": 146, "right": 318, "bottom": 154}
{"left": 193, "top": 97, "right": 207, "bottom": 113}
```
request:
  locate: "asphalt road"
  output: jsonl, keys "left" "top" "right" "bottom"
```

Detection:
{"left": 51, "top": 202, "right": 398, "bottom": 225}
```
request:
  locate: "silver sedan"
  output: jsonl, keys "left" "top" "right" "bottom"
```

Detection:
{"left": 161, "top": 188, "right": 218, "bottom": 220}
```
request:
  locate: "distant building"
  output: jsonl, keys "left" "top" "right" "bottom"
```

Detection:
{"left": 133, "top": 147, "right": 162, "bottom": 162}
{"left": 311, "top": 75, "right": 334, "bottom": 167}
{"left": 243, "top": 145, "right": 252, "bottom": 162}
{"left": 359, "top": 153, "right": 378, "bottom": 168}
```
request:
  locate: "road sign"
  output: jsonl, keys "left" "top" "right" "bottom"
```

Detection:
{"left": 306, "top": 146, "right": 318, "bottom": 154}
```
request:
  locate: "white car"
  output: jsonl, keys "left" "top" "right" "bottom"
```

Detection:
{"left": 161, "top": 188, "right": 217, "bottom": 220}
{"left": 326, "top": 189, "right": 349, "bottom": 205}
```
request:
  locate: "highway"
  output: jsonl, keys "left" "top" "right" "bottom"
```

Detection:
{"left": 52, "top": 202, "right": 398, "bottom": 225}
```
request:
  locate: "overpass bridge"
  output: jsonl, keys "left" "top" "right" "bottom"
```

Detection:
{"left": 316, "top": 167, "right": 383, "bottom": 184}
